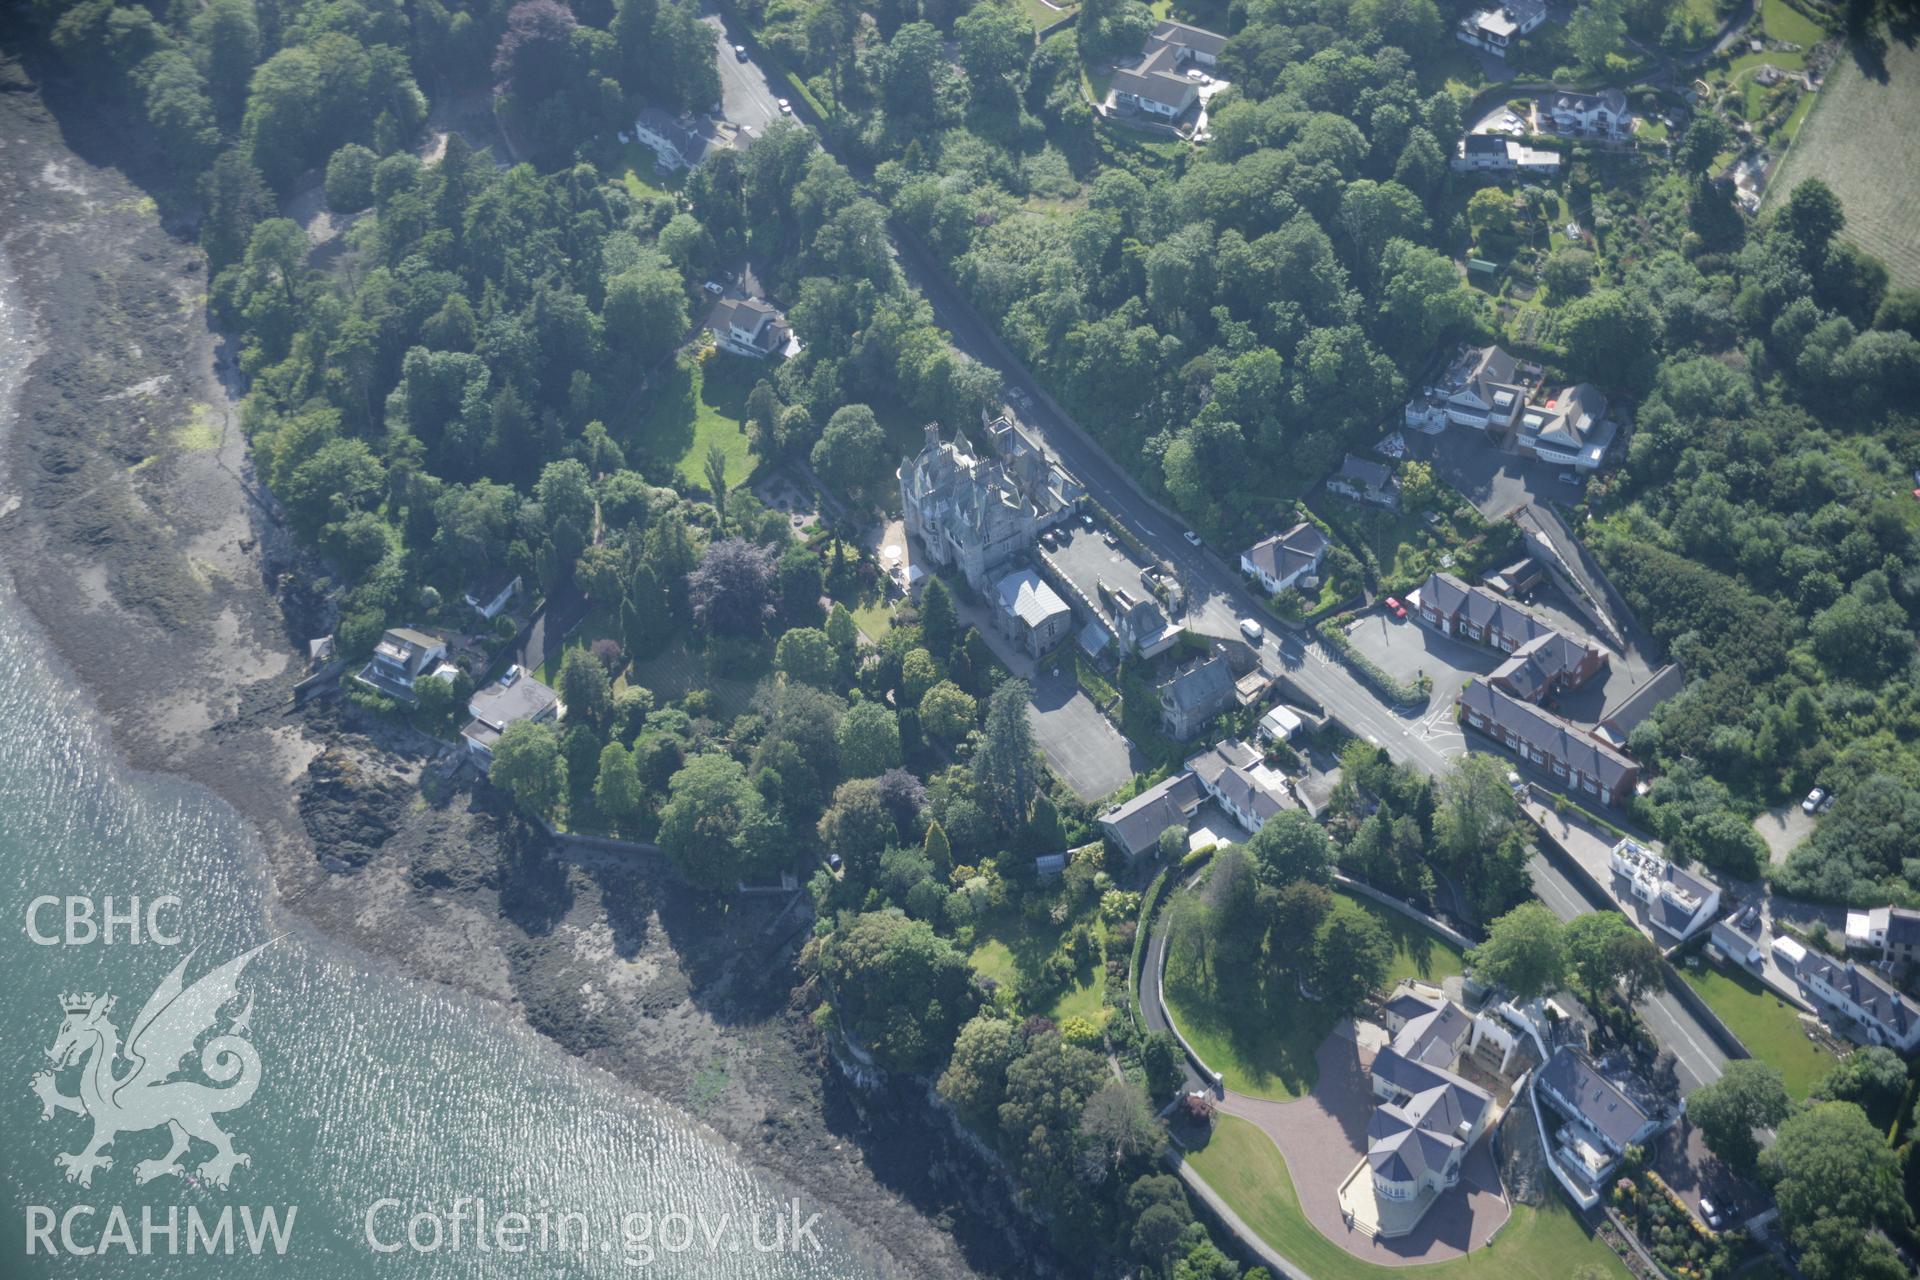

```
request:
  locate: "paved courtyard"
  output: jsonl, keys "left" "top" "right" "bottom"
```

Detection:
{"left": 1044, "top": 522, "right": 1167, "bottom": 618}
{"left": 1217, "top": 1026, "right": 1512, "bottom": 1265}
{"left": 1343, "top": 608, "right": 1496, "bottom": 694}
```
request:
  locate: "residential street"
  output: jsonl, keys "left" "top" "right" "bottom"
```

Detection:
{"left": 720, "top": 28, "right": 1735, "bottom": 1110}
{"left": 702, "top": 8, "right": 783, "bottom": 135}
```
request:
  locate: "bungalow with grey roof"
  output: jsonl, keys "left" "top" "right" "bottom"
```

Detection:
{"left": 1240, "top": 521, "right": 1329, "bottom": 595}
{"left": 1098, "top": 770, "right": 1208, "bottom": 860}
{"left": 1107, "top": 21, "right": 1227, "bottom": 121}
{"left": 463, "top": 569, "right": 522, "bottom": 621}
{"left": 1326, "top": 454, "right": 1400, "bottom": 508}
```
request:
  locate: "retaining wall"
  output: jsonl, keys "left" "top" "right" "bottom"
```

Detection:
{"left": 1332, "top": 872, "right": 1479, "bottom": 951}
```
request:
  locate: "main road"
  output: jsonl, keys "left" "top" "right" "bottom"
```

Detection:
{"left": 710, "top": 27, "right": 1729, "bottom": 1096}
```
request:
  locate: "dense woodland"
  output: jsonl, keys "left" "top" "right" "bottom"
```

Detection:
{"left": 23, "top": 0, "right": 1920, "bottom": 1272}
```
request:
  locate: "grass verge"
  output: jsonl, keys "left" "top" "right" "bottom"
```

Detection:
{"left": 1679, "top": 962, "right": 1836, "bottom": 1099}
{"left": 1185, "top": 1115, "right": 1631, "bottom": 1279}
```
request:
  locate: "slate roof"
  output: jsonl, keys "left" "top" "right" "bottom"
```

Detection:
{"left": 1801, "top": 955, "right": 1920, "bottom": 1040}
{"left": 1596, "top": 662, "right": 1685, "bottom": 744}
{"left": 1153, "top": 18, "right": 1228, "bottom": 56}
{"left": 1186, "top": 739, "right": 1294, "bottom": 825}
{"left": 1243, "top": 521, "right": 1329, "bottom": 584}
{"left": 1159, "top": 655, "right": 1235, "bottom": 714}
{"left": 1890, "top": 908, "right": 1920, "bottom": 948}
{"left": 1336, "top": 454, "right": 1396, "bottom": 492}
{"left": 1491, "top": 630, "right": 1602, "bottom": 701}
{"left": 1460, "top": 678, "right": 1637, "bottom": 794}
{"left": 996, "top": 568, "right": 1071, "bottom": 631}
{"left": 1537, "top": 1048, "right": 1654, "bottom": 1152}
{"left": 1367, "top": 1042, "right": 1491, "bottom": 1186}
{"left": 466, "top": 569, "right": 520, "bottom": 604}
{"left": 1098, "top": 770, "right": 1207, "bottom": 857}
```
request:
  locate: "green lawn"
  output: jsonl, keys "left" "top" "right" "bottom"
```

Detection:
{"left": 1762, "top": 0, "right": 1825, "bottom": 44}
{"left": 624, "top": 633, "right": 764, "bottom": 721}
{"left": 1680, "top": 962, "right": 1837, "bottom": 1099}
{"left": 1163, "top": 889, "right": 1464, "bottom": 1101}
{"left": 1018, "top": 0, "right": 1073, "bottom": 28}
{"left": 1185, "top": 1116, "right": 1631, "bottom": 1280}
{"left": 532, "top": 604, "right": 622, "bottom": 688}
{"left": 848, "top": 594, "right": 896, "bottom": 642}
{"left": 630, "top": 353, "right": 762, "bottom": 498}
{"left": 968, "top": 904, "right": 1110, "bottom": 1025}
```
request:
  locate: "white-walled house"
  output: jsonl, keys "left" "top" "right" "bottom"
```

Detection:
{"left": 1796, "top": 955, "right": 1920, "bottom": 1053}
{"left": 1240, "top": 521, "right": 1330, "bottom": 595}
{"left": 1457, "top": 0, "right": 1547, "bottom": 56}
{"left": 461, "top": 666, "right": 565, "bottom": 771}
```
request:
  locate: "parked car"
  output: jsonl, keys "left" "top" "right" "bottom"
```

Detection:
{"left": 1385, "top": 596, "right": 1407, "bottom": 620}
{"left": 1239, "top": 618, "right": 1264, "bottom": 644}
{"left": 1801, "top": 786, "right": 1826, "bottom": 814}
{"left": 1699, "top": 1197, "right": 1722, "bottom": 1230}
{"left": 1102, "top": 531, "right": 1118, "bottom": 547}
{"left": 1558, "top": 471, "right": 1583, "bottom": 486}
{"left": 1081, "top": 513, "right": 1095, "bottom": 529}
{"left": 777, "top": 98, "right": 792, "bottom": 114}
{"left": 826, "top": 852, "right": 843, "bottom": 872}
{"left": 1183, "top": 530, "right": 1202, "bottom": 546}
{"left": 734, "top": 43, "right": 748, "bottom": 59}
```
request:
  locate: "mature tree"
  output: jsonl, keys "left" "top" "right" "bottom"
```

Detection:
{"left": 593, "top": 741, "right": 642, "bottom": 827}
{"left": 602, "top": 257, "right": 688, "bottom": 364}
{"left": 923, "top": 818, "right": 953, "bottom": 876}
{"left": 658, "top": 752, "right": 781, "bottom": 890}
{"left": 1559, "top": 288, "right": 1657, "bottom": 387}
{"left": 1564, "top": 912, "right": 1662, "bottom": 1001}
{"left": 1761, "top": 1101, "right": 1909, "bottom": 1261}
{"left": 938, "top": 1013, "right": 1022, "bottom": 1131}
{"left": 324, "top": 143, "right": 377, "bottom": 212}
{"left": 1677, "top": 112, "right": 1733, "bottom": 177}
{"left": 1079, "top": 1079, "right": 1167, "bottom": 1173}
{"left": 838, "top": 701, "right": 902, "bottom": 778}
{"left": 1542, "top": 248, "right": 1596, "bottom": 299}
{"left": 558, "top": 645, "right": 614, "bottom": 727}
{"left": 918, "top": 576, "right": 957, "bottom": 658}
{"left": 817, "top": 779, "right": 895, "bottom": 883}
{"left": 1248, "top": 809, "right": 1334, "bottom": 885}
{"left": 1810, "top": 1047, "right": 1909, "bottom": 1128}
{"left": 1313, "top": 897, "right": 1390, "bottom": 1011}
{"left": 490, "top": 720, "right": 565, "bottom": 822}
{"left": 775, "top": 626, "right": 835, "bottom": 687}
{"left": 997, "top": 1030, "right": 1106, "bottom": 1190}
{"left": 1157, "top": 823, "right": 1189, "bottom": 863}
{"left": 1434, "top": 754, "right": 1518, "bottom": 871}
{"left": 973, "top": 679, "right": 1039, "bottom": 832}
{"left": 1690, "top": 1060, "right": 1791, "bottom": 1174}
{"left": 1468, "top": 903, "right": 1566, "bottom": 1000}
{"left": 493, "top": 0, "right": 578, "bottom": 99}
{"left": 809, "top": 404, "right": 887, "bottom": 494}
{"left": 817, "top": 911, "right": 977, "bottom": 1071}
{"left": 689, "top": 537, "right": 777, "bottom": 635}
{"left": 778, "top": 545, "right": 825, "bottom": 626}
{"left": 825, "top": 601, "right": 860, "bottom": 668}
{"left": 919, "top": 680, "right": 976, "bottom": 744}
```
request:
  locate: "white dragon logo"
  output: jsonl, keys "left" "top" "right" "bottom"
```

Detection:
{"left": 31, "top": 945, "right": 266, "bottom": 1189}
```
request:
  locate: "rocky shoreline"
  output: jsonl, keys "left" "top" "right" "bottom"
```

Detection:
{"left": 0, "top": 49, "right": 1042, "bottom": 1280}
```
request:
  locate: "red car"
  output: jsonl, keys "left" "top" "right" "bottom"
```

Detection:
{"left": 1385, "top": 597, "right": 1407, "bottom": 620}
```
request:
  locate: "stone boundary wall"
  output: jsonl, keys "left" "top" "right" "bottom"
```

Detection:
{"left": 1332, "top": 872, "right": 1479, "bottom": 952}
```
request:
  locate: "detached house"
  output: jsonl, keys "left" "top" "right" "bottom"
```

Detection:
{"left": 463, "top": 569, "right": 521, "bottom": 621}
{"left": 1516, "top": 383, "right": 1614, "bottom": 471}
{"left": 1157, "top": 654, "right": 1236, "bottom": 741}
{"left": 1543, "top": 89, "right": 1630, "bottom": 139}
{"left": 1405, "top": 345, "right": 1533, "bottom": 434}
{"left": 1457, "top": 0, "right": 1548, "bottom": 55}
{"left": 355, "top": 628, "right": 454, "bottom": 703}
{"left": 1241, "top": 521, "right": 1329, "bottom": 595}
{"left": 1108, "top": 587, "right": 1182, "bottom": 659}
{"left": 710, "top": 297, "right": 796, "bottom": 359}
{"left": 1536, "top": 1048, "right": 1674, "bottom": 1200}
{"left": 1453, "top": 133, "right": 1563, "bottom": 174}
{"left": 1365, "top": 988, "right": 1494, "bottom": 1226}
{"left": 1108, "top": 21, "right": 1226, "bottom": 121}
{"left": 1326, "top": 455, "right": 1400, "bottom": 508}
{"left": 1610, "top": 838, "right": 1722, "bottom": 944}
{"left": 1185, "top": 739, "right": 1296, "bottom": 833}
{"left": 461, "top": 666, "right": 564, "bottom": 771}
{"left": 1099, "top": 770, "right": 1208, "bottom": 860}
{"left": 630, "top": 107, "right": 741, "bottom": 172}
{"left": 900, "top": 424, "right": 1076, "bottom": 591}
